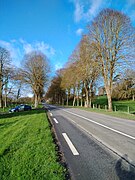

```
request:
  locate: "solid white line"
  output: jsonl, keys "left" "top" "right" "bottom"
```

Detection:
{"left": 50, "top": 113, "right": 53, "bottom": 116}
{"left": 53, "top": 118, "right": 59, "bottom": 124}
{"left": 62, "top": 133, "right": 79, "bottom": 155}
{"left": 63, "top": 109, "right": 135, "bottom": 140}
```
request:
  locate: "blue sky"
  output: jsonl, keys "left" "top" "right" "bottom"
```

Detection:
{"left": 0, "top": 0, "right": 135, "bottom": 72}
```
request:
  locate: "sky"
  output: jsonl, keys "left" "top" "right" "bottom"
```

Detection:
{"left": 0, "top": 0, "right": 135, "bottom": 73}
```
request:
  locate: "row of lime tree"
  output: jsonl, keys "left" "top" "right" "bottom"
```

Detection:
{"left": 0, "top": 47, "right": 50, "bottom": 108}
{"left": 46, "top": 9, "right": 135, "bottom": 111}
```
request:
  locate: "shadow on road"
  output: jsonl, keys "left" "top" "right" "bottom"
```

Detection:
{"left": 115, "top": 154, "right": 135, "bottom": 180}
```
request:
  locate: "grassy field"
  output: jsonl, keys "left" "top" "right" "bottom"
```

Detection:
{"left": 0, "top": 109, "right": 65, "bottom": 180}
{"left": 112, "top": 100, "right": 135, "bottom": 113}
{"left": 93, "top": 96, "right": 135, "bottom": 114}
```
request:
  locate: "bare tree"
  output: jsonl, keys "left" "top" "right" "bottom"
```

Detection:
{"left": 13, "top": 69, "right": 26, "bottom": 100}
{"left": 0, "top": 47, "right": 11, "bottom": 108}
{"left": 88, "top": 9, "right": 135, "bottom": 111}
{"left": 61, "top": 49, "right": 80, "bottom": 107}
{"left": 60, "top": 36, "right": 99, "bottom": 107}
{"left": 3, "top": 68, "right": 14, "bottom": 107}
{"left": 78, "top": 35, "right": 99, "bottom": 107}
{"left": 45, "top": 72, "right": 66, "bottom": 105}
{"left": 61, "top": 67, "right": 71, "bottom": 106}
{"left": 112, "top": 69, "right": 135, "bottom": 100}
{"left": 20, "top": 51, "right": 50, "bottom": 108}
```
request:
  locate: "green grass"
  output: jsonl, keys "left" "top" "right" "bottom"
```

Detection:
{"left": 77, "top": 106, "right": 135, "bottom": 120}
{"left": 93, "top": 96, "right": 135, "bottom": 114}
{"left": 93, "top": 95, "right": 108, "bottom": 107}
{"left": 112, "top": 100, "right": 135, "bottom": 113}
{"left": 64, "top": 95, "right": 135, "bottom": 120}
{"left": 0, "top": 107, "right": 9, "bottom": 113}
{"left": 70, "top": 96, "right": 135, "bottom": 120}
{"left": 0, "top": 110, "right": 65, "bottom": 180}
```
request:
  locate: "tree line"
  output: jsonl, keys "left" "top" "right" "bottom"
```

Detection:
{"left": 46, "top": 9, "right": 135, "bottom": 111}
{"left": 0, "top": 47, "right": 50, "bottom": 108}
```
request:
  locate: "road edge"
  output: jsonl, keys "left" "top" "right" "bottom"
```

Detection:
{"left": 45, "top": 108, "right": 71, "bottom": 180}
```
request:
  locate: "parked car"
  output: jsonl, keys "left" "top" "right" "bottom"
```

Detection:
{"left": 9, "top": 104, "right": 32, "bottom": 113}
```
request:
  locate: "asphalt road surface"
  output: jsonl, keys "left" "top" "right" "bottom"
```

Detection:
{"left": 45, "top": 105, "right": 135, "bottom": 180}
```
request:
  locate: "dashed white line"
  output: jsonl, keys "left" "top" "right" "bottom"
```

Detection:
{"left": 63, "top": 109, "right": 135, "bottom": 140}
{"left": 62, "top": 133, "right": 79, "bottom": 156}
{"left": 53, "top": 118, "right": 59, "bottom": 124}
{"left": 50, "top": 113, "right": 53, "bottom": 116}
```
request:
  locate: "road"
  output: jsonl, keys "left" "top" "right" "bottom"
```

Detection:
{"left": 45, "top": 105, "right": 135, "bottom": 180}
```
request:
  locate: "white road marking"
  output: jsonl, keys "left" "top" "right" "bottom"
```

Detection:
{"left": 62, "top": 133, "right": 79, "bottom": 155}
{"left": 63, "top": 109, "right": 135, "bottom": 140}
{"left": 50, "top": 113, "right": 53, "bottom": 116}
{"left": 53, "top": 118, "right": 59, "bottom": 124}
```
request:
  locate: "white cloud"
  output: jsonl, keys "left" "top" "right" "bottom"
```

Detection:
{"left": 84, "top": 0, "right": 102, "bottom": 20}
{"left": 19, "top": 38, "right": 34, "bottom": 54}
{"left": 35, "top": 41, "right": 55, "bottom": 56}
{"left": 23, "top": 43, "right": 34, "bottom": 54}
{"left": 0, "top": 39, "right": 56, "bottom": 67}
{"left": 70, "top": 0, "right": 110, "bottom": 22}
{"left": 19, "top": 39, "right": 55, "bottom": 57}
{"left": 76, "top": 28, "right": 83, "bottom": 35}
{"left": 0, "top": 40, "right": 22, "bottom": 66}
{"left": 71, "top": 0, "right": 135, "bottom": 23}
{"left": 74, "top": 0, "right": 84, "bottom": 22}
{"left": 54, "top": 63, "right": 63, "bottom": 71}
{"left": 0, "top": 40, "right": 15, "bottom": 57}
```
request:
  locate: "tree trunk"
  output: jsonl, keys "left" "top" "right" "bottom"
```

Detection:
{"left": 77, "top": 90, "right": 79, "bottom": 106}
{"left": 73, "top": 88, "right": 76, "bottom": 106}
{"left": 17, "top": 88, "right": 20, "bottom": 100}
{"left": 0, "top": 83, "right": 2, "bottom": 108}
{"left": 77, "top": 99, "right": 79, "bottom": 106}
{"left": 0, "top": 96, "right": 2, "bottom": 108}
{"left": 85, "top": 88, "right": 89, "bottom": 107}
{"left": 34, "top": 94, "right": 38, "bottom": 108}
{"left": 89, "top": 98, "right": 92, "bottom": 108}
{"left": 66, "top": 90, "right": 69, "bottom": 106}
{"left": 81, "top": 97, "right": 83, "bottom": 107}
{"left": 73, "top": 96, "right": 76, "bottom": 106}
{"left": 107, "top": 94, "right": 112, "bottom": 111}
{"left": 59, "top": 95, "right": 61, "bottom": 105}
{"left": 4, "top": 89, "right": 7, "bottom": 108}
{"left": 106, "top": 88, "right": 112, "bottom": 111}
{"left": 89, "top": 84, "right": 93, "bottom": 108}
{"left": 81, "top": 86, "right": 83, "bottom": 107}
{"left": 84, "top": 100, "right": 87, "bottom": 107}
{"left": 62, "top": 98, "right": 64, "bottom": 106}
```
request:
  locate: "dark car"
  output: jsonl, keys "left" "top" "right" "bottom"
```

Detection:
{"left": 9, "top": 104, "right": 32, "bottom": 113}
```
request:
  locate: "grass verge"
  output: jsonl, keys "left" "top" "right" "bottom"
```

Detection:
{"left": 0, "top": 109, "right": 66, "bottom": 180}
{"left": 76, "top": 107, "right": 135, "bottom": 120}
{"left": 93, "top": 96, "right": 135, "bottom": 114}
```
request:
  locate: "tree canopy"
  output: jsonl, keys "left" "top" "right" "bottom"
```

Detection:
{"left": 20, "top": 51, "right": 50, "bottom": 107}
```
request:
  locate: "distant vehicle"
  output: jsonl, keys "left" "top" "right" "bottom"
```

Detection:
{"left": 9, "top": 104, "right": 32, "bottom": 113}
